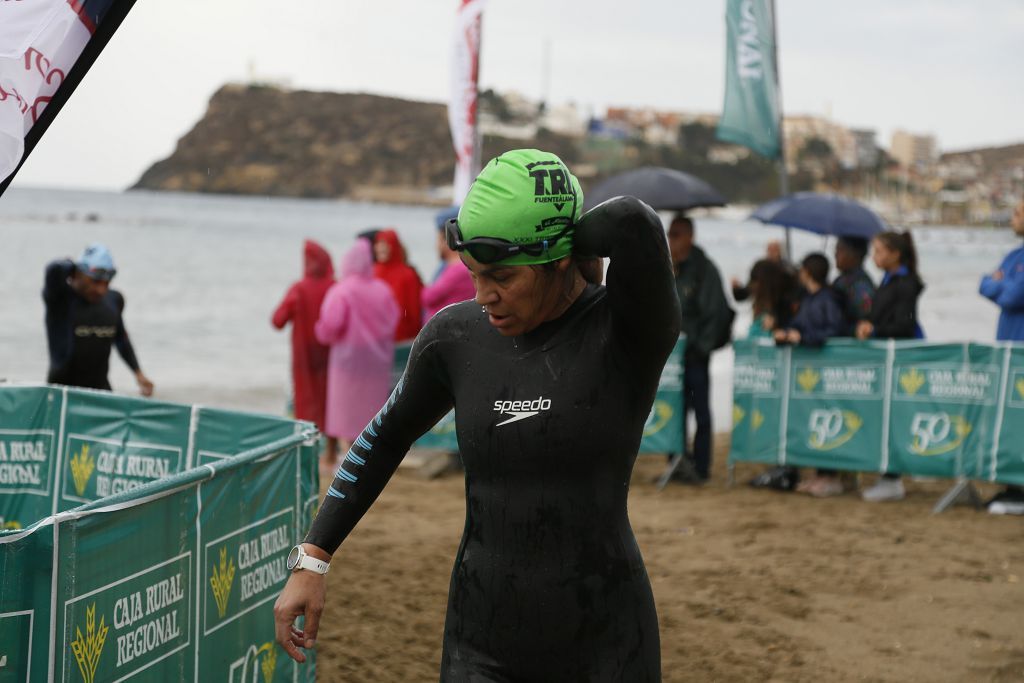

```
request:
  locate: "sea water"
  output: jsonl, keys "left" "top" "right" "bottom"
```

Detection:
{"left": 1, "top": 187, "right": 1018, "bottom": 426}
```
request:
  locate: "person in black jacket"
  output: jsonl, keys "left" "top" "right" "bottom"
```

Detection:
{"left": 668, "top": 215, "right": 733, "bottom": 482}
{"left": 856, "top": 230, "right": 925, "bottom": 501}
{"left": 43, "top": 243, "right": 154, "bottom": 395}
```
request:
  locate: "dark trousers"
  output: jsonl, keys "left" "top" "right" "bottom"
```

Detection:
{"left": 683, "top": 360, "right": 712, "bottom": 479}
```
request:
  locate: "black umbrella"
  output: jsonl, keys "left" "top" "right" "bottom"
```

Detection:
{"left": 584, "top": 166, "right": 727, "bottom": 212}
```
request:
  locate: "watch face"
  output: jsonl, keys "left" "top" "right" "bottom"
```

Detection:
{"left": 286, "top": 546, "right": 300, "bottom": 571}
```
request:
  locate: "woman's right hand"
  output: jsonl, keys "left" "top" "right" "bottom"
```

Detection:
{"left": 274, "top": 568, "right": 328, "bottom": 663}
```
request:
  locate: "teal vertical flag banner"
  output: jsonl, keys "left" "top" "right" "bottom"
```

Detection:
{"left": 716, "top": 0, "right": 782, "bottom": 159}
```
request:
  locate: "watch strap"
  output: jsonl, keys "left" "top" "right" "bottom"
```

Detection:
{"left": 297, "top": 552, "right": 330, "bottom": 575}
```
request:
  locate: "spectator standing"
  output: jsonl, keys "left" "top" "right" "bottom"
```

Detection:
{"left": 272, "top": 239, "right": 335, "bottom": 430}
{"left": 422, "top": 207, "right": 476, "bottom": 322}
{"left": 374, "top": 229, "right": 424, "bottom": 341}
{"left": 43, "top": 243, "right": 154, "bottom": 395}
{"left": 668, "top": 215, "right": 733, "bottom": 482}
{"left": 979, "top": 199, "right": 1024, "bottom": 515}
{"left": 856, "top": 231, "right": 925, "bottom": 502}
{"left": 833, "top": 236, "right": 876, "bottom": 335}
{"left": 775, "top": 253, "right": 847, "bottom": 497}
{"left": 315, "top": 240, "right": 400, "bottom": 470}
{"left": 744, "top": 258, "right": 797, "bottom": 338}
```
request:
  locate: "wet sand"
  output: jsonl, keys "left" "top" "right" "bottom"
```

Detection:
{"left": 312, "top": 438, "right": 1024, "bottom": 682}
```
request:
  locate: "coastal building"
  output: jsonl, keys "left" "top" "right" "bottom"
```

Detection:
{"left": 782, "top": 115, "right": 856, "bottom": 171}
{"left": 891, "top": 130, "right": 938, "bottom": 171}
{"left": 851, "top": 129, "right": 879, "bottom": 168}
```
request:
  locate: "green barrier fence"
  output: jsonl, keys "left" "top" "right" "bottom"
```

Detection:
{"left": 730, "top": 339, "right": 1024, "bottom": 486}
{"left": 392, "top": 337, "right": 687, "bottom": 454}
{"left": 0, "top": 385, "right": 320, "bottom": 682}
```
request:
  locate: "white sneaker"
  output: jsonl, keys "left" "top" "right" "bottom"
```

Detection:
{"left": 862, "top": 477, "right": 905, "bottom": 502}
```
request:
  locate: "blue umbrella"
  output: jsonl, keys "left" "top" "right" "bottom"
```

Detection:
{"left": 750, "top": 192, "right": 887, "bottom": 239}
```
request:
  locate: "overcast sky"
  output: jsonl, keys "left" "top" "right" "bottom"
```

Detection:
{"left": 10, "top": 0, "right": 1024, "bottom": 190}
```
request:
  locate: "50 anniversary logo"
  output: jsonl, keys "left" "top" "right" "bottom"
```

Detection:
{"left": 807, "top": 409, "right": 863, "bottom": 450}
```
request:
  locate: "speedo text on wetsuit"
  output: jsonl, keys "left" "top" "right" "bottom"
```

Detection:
{"left": 306, "top": 196, "right": 681, "bottom": 682}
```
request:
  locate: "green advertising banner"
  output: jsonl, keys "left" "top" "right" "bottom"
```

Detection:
{"left": 986, "top": 344, "right": 1024, "bottom": 486}
{"left": 396, "top": 338, "right": 686, "bottom": 454}
{"left": 0, "top": 385, "right": 320, "bottom": 682}
{"left": 58, "top": 390, "right": 192, "bottom": 512}
{"left": 785, "top": 341, "right": 886, "bottom": 472}
{"left": 732, "top": 338, "right": 785, "bottom": 464}
{"left": 888, "top": 343, "right": 1001, "bottom": 479}
{"left": 0, "top": 386, "right": 62, "bottom": 530}
{"left": 729, "top": 340, "right": 1024, "bottom": 486}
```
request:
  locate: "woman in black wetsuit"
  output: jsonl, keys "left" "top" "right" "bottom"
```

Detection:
{"left": 274, "top": 149, "right": 681, "bottom": 681}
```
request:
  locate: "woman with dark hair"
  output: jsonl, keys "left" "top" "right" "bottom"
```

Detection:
{"left": 275, "top": 149, "right": 679, "bottom": 681}
{"left": 856, "top": 230, "right": 925, "bottom": 501}
{"left": 747, "top": 258, "right": 796, "bottom": 338}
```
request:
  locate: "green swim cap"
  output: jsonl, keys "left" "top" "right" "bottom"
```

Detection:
{"left": 458, "top": 149, "right": 584, "bottom": 265}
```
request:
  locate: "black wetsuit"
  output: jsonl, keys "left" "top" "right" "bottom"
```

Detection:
{"left": 306, "top": 197, "right": 681, "bottom": 682}
{"left": 43, "top": 260, "right": 140, "bottom": 390}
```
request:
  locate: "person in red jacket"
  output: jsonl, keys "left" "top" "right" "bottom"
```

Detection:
{"left": 373, "top": 229, "right": 423, "bottom": 341}
{"left": 272, "top": 240, "right": 335, "bottom": 430}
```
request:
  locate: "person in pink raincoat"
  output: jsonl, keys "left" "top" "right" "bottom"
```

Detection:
{"left": 315, "top": 239, "right": 400, "bottom": 467}
{"left": 422, "top": 206, "right": 476, "bottom": 322}
{"left": 272, "top": 240, "right": 335, "bottom": 430}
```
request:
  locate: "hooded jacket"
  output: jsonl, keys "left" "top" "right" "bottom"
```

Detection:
{"left": 373, "top": 229, "right": 424, "bottom": 341}
{"left": 272, "top": 240, "right": 335, "bottom": 428}
{"left": 316, "top": 240, "right": 400, "bottom": 440}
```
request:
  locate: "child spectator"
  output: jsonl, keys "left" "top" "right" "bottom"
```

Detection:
{"left": 773, "top": 253, "right": 845, "bottom": 347}
{"left": 774, "top": 253, "right": 846, "bottom": 497}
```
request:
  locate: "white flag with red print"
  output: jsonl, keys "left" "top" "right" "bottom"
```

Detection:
{"left": 448, "top": 0, "right": 485, "bottom": 204}
{"left": 0, "top": 0, "right": 96, "bottom": 183}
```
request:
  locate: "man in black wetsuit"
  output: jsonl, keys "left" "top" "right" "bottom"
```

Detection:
{"left": 43, "top": 243, "right": 154, "bottom": 395}
{"left": 275, "top": 149, "right": 681, "bottom": 681}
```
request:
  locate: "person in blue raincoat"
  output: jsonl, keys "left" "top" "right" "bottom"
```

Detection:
{"left": 979, "top": 199, "right": 1024, "bottom": 515}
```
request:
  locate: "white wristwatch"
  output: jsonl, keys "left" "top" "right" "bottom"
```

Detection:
{"left": 286, "top": 545, "right": 330, "bottom": 575}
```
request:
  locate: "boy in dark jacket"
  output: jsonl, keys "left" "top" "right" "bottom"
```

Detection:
{"left": 774, "top": 253, "right": 845, "bottom": 347}
{"left": 774, "top": 253, "right": 847, "bottom": 497}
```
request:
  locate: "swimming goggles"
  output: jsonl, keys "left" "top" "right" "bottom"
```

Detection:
{"left": 444, "top": 218, "right": 572, "bottom": 265}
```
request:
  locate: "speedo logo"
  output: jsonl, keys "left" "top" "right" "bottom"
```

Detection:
{"left": 493, "top": 396, "right": 552, "bottom": 426}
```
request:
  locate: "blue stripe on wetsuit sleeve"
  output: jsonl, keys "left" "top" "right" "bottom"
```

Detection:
{"left": 335, "top": 467, "right": 358, "bottom": 483}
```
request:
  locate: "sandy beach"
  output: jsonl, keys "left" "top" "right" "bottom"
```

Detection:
{"left": 310, "top": 438, "right": 1023, "bottom": 682}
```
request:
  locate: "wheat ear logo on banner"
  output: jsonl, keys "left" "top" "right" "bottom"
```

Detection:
{"left": 259, "top": 642, "right": 278, "bottom": 683}
{"left": 70, "top": 443, "right": 96, "bottom": 497}
{"left": 70, "top": 603, "right": 108, "bottom": 683}
{"left": 900, "top": 368, "right": 926, "bottom": 395}
{"left": 796, "top": 367, "right": 820, "bottom": 393}
{"left": 210, "top": 546, "right": 237, "bottom": 618}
